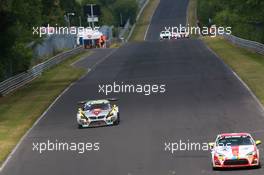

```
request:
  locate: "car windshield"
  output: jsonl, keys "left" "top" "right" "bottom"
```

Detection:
{"left": 217, "top": 136, "right": 254, "bottom": 146}
{"left": 84, "top": 103, "right": 110, "bottom": 111}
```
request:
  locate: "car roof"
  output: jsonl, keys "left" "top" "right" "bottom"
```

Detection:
{"left": 219, "top": 133, "right": 251, "bottom": 137}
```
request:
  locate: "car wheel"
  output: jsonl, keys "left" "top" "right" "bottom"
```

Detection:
{"left": 114, "top": 113, "right": 120, "bottom": 125}
{"left": 212, "top": 162, "right": 219, "bottom": 171}
{"left": 212, "top": 166, "right": 220, "bottom": 171}
{"left": 212, "top": 167, "right": 219, "bottom": 171}
{"left": 255, "top": 162, "right": 261, "bottom": 169}
{"left": 78, "top": 124, "right": 83, "bottom": 129}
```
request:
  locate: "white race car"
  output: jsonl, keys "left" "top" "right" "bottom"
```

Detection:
{"left": 160, "top": 31, "right": 171, "bottom": 40}
{"left": 209, "top": 133, "right": 261, "bottom": 170}
{"left": 179, "top": 29, "right": 189, "bottom": 38}
{"left": 76, "top": 99, "right": 120, "bottom": 128}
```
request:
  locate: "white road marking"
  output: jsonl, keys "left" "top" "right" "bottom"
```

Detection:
{"left": 144, "top": 1, "right": 160, "bottom": 41}
{"left": 204, "top": 41, "right": 264, "bottom": 115}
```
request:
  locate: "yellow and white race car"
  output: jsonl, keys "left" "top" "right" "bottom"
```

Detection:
{"left": 76, "top": 99, "right": 120, "bottom": 128}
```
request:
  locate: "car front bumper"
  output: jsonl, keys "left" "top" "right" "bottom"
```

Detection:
{"left": 213, "top": 155, "right": 260, "bottom": 168}
{"left": 78, "top": 117, "right": 116, "bottom": 128}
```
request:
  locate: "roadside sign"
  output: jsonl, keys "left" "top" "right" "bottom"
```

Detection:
{"left": 87, "top": 17, "right": 99, "bottom": 22}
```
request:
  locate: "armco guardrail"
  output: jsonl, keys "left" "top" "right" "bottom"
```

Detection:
{"left": 223, "top": 33, "right": 264, "bottom": 55}
{"left": 126, "top": 0, "right": 149, "bottom": 41}
{"left": 0, "top": 47, "right": 84, "bottom": 96}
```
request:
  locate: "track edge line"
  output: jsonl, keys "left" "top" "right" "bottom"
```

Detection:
{"left": 202, "top": 39, "right": 264, "bottom": 115}
{"left": 0, "top": 61, "right": 92, "bottom": 172}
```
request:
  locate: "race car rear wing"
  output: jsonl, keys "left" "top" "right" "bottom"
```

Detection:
{"left": 77, "top": 101, "right": 86, "bottom": 105}
{"left": 77, "top": 98, "right": 119, "bottom": 105}
{"left": 107, "top": 98, "right": 119, "bottom": 101}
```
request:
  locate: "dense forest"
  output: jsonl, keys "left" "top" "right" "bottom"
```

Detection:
{"left": 198, "top": 0, "right": 264, "bottom": 43}
{"left": 0, "top": 0, "right": 138, "bottom": 81}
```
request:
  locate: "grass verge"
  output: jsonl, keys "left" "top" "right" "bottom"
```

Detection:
{"left": 187, "top": 0, "right": 198, "bottom": 38}
{"left": 203, "top": 36, "right": 264, "bottom": 104}
{"left": 129, "top": 0, "right": 160, "bottom": 41}
{"left": 0, "top": 50, "right": 90, "bottom": 165}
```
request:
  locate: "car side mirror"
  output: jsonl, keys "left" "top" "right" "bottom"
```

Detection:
{"left": 78, "top": 108, "right": 83, "bottom": 113}
{"left": 256, "top": 140, "right": 261, "bottom": 145}
{"left": 208, "top": 142, "right": 215, "bottom": 149}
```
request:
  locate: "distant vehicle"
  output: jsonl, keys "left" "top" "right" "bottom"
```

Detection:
{"left": 179, "top": 29, "right": 189, "bottom": 38}
{"left": 160, "top": 31, "right": 171, "bottom": 40}
{"left": 209, "top": 133, "right": 261, "bottom": 170}
{"left": 170, "top": 29, "right": 189, "bottom": 39}
{"left": 171, "top": 31, "right": 181, "bottom": 39}
{"left": 76, "top": 99, "right": 120, "bottom": 128}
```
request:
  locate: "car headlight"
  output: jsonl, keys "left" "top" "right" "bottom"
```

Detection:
{"left": 107, "top": 112, "right": 114, "bottom": 118}
{"left": 215, "top": 152, "right": 225, "bottom": 157}
{"left": 79, "top": 113, "right": 86, "bottom": 119}
{"left": 247, "top": 151, "right": 257, "bottom": 156}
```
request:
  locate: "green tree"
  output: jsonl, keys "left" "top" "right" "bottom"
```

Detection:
{"left": 198, "top": 0, "right": 264, "bottom": 43}
{"left": 113, "top": 0, "right": 138, "bottom": 26}
{"left": 0, "top": 0, "right": 42, "bottom": 80}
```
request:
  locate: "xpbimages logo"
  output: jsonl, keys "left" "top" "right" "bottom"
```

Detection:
{"left": 32, "top": 140, "right": 100, "bottom": 154}
{"left": 164, "top": 140, "right": 211, "bottom": 154}
{"left": 164, "top": 140, "right": 236, "bottom": 154}
{"left": 32, "top": 24, "right": 100, "bottom": 37}
{"left": 98, "top": 82, "right": 166, "bottom": 96}
{"left": 160, "top": 24, "right": 232, "bottom": 38}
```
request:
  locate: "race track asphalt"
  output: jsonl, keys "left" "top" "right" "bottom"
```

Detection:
{"left": 1, "top": 0, "right": 264, "bottom": 175}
